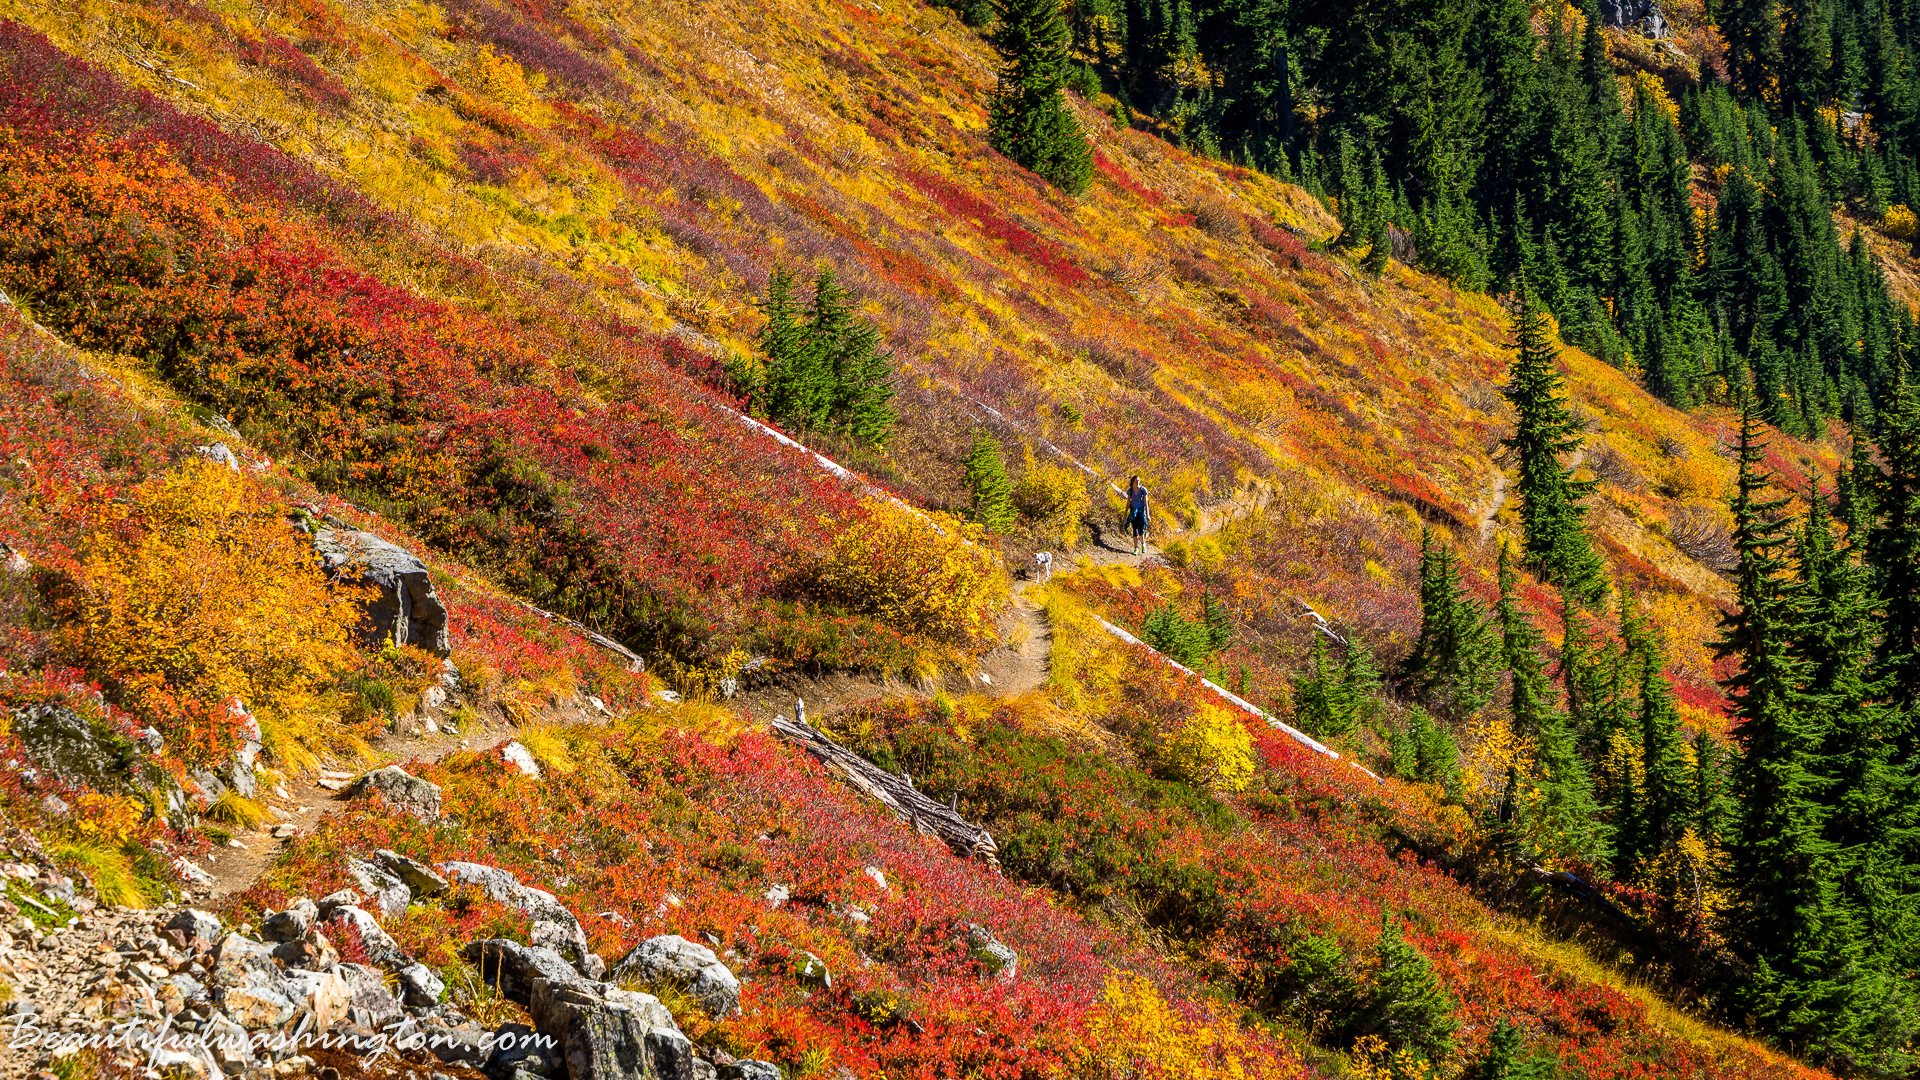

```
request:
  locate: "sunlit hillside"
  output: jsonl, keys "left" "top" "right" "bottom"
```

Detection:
{"left": 1, "top": 0, "right": 1915, "bottom": 1076}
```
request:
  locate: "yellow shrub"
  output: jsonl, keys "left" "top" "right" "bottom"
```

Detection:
{"left": 1660, "top": 456, "right": 1727, "bottom": 502}
{"left": 1081, "top": 973, "right": 1304, "bottom": 1080}
{"left": 1035, "top": 578, "right": 1131, "bottom": 716}
{"left": 813, "top": 499, "right": 1007, "bottom": 643}
{"left": 1013, "top": 447, "right": 1090, "bottom": 550}
{"left": 1632, "top": 71, "right": 1679, "bottom": 124}
{"left": 1159, "top": 703, "right": 1256, "bottom": 793}
{"left": 468, "top": 46, "right": 539, "bottom": 114}
{"left": 1885, "top": 204, "right": 1918, "bottom": 242}
{"left": 64, "top": 460, "right": 362, "bottom": 759}
{"left": 1643, "top": 826, "right": 1732, "bottom": 937}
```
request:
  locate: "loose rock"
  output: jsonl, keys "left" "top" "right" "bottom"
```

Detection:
{"left": 611, "top": 936, "right": 740, "bottom": 1019}
{"left": 346, "top": 767, "right": 442, "bottom": 823}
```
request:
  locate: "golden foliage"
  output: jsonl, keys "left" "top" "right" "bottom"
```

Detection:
{"left": 1159, "top": 703, "right": 1256, "bottom": 793}
{"left": 52, "top": 835, "right": 152, "bottom": 909}
{"left": 1632, "top": 72, "right": 1680, "bottom": 124}
{"left": 205, "top": 792, "right": 269, "bottom": 828}
{"left": 63, "top": 459, "right": 363, "bottom": 758}
{"left": 1348, "top": 1034, "right": 1441, "bottom": 1080}
{"left": 1644, "top": 826, "right": 1732, "bottom": 937}
{"left": 1079, "top": 973, "right": 1304, "bottom": 1080}
{"left": 1885, "top": 204, "right": 1918, "bottom": 242}
{"left": 1036, "top": 572, "right": 1133, "bottom": 715}
{"left": 512, "top": 722, "right": 580, "bottom": 775}
{"left": 468, "top": 46, "right": 540, "bottom": 115}
{"left": 1014, "top": 447, "right": 1090, "bottom": 551}
{"left": 813, "top": 499, "right": 1007, "bottom": 644}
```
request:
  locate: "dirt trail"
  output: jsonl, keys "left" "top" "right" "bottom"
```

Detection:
{"left": 211, "top": 489, "right": 1261, "bottom": 898}
{"left": 1478, "top": 468, "right": 1508, "bottom": 542}
{"left": 194, "top": 717, "right": 519, "bottom": 899}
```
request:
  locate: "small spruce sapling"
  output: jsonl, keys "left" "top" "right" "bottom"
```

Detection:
{"left": 962, "top": 432, "right": 1017, "bottom": 533}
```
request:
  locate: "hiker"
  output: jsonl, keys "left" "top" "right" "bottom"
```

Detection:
{"left": 1124, "top": 475, "right": 1149, "bottom": 555}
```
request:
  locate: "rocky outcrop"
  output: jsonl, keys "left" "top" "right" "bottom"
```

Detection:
{"left": 346, "top": 765, "right": 442, "bottom": 822}
{"left": 461, "top": 939, "right": 587, "bottom": 1004}
{"left": 0, "top": 882, "right": 755, "bottom": 1080}
{"left": 609, "top": 936, "right": 740, "bottom": 1019}
{"left": 310, "top": 523, "right": 451, "bottom": 656}
{"left": 531, "top": 978, "right": 697, "bottom": 1080}
{"left": 440, "top": 862, "right": 600, "bottom": 977}
{"left": 1598, "top": 0, "right": 1667, "bottom": 37}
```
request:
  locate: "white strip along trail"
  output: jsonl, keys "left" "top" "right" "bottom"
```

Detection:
{"left": 716, "top": 397, "right": 1383, "bottom": 786}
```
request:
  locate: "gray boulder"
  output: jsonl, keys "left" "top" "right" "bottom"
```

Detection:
{"left": 965, "top": 924, "right": 1018, "bottom": 982}
{"left": 326, "top": 905, "right": 407, "bottom": 968}
{"left": 347, "top": 856, "right": 411, "bottom": 919}
{"left": 375, "top": 849, "right": 449, "bottom": 898}
{"left": 1598, "top": 0, "right": 1667, "bottom": 36}
{"left": 313, "top": 526, "right": 450, "bottom": 656}
{"left": 717, "top": 1063, "right": 782, "bottom": 1080}
{"left": 336, "top": 962, "right": 406, "bottom": 1031}
{"left": 196, "top": 443, "right": 242, "bottom": 471}
{"left": 395, "top": 961, "right": 446, "bottom": 1006}
{"left": 162, "top": 908, "right": 224, "bottom": 950}
{"left": 486, "top": 1022, "right": 565, "bottom": 1077}
{"left": 261, "top": 898, "right": 318, "bottom": 943}
{"left": 347, "top": 766, "right": 442, "bottom": 822}
{"left": 440, "top": 862, "right": 597, "bottom": 975}
{"left": 530, "top": 978, "right": 695, "bottom": 1080}
{"left": 611, "top": 936, "right": 739, "bottom": 1019}
{"left": 271, "top": 927, "right": 340, "bottom": 972}
{"left": 13, "top": 703, "right": 142, "bottom": 794}
{"left": 792, "top": 952, "right": 830, "bottom": 990}
{"left": 422, "top": 1017, "right": 498, "bottom": 1069}
{"left": 461, "top": 939, "right": 584, "bottom": 1005}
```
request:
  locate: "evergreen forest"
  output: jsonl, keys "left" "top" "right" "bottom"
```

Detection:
{"left": 1021, "top": 0, "right": 1920, "bottom": 433}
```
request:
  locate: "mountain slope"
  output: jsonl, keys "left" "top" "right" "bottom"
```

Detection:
{"left": 0, "top": 0, "right": 1907, "bottom": 1076}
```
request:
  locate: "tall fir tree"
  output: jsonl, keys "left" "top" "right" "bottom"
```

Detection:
{"left": 1870, "top": 364, "right": 1920, "bottom": 710}
{"left": 989, "top": 0, "right": 1094, "bottom": 194}
{"left": 1714, "top": 397, "right": 1875, "bottom": 1061}
{"left": 1503, "top": 289, "right": 1609, "bottom": 607}
{"left": 1496, "top": 544, "right": 1610, "bottom": 864}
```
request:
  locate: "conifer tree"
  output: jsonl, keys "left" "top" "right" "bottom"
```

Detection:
{"left": 803, "top": 269, "right": 898, "bottom": 445}
{"left": 1292, "top": 631, "right": 1347, "bottom": 739}
{"left": 1713, "top": 397, "right": 1873, "bottom": 1059}
{"left": 1870, "top": 364, "right": 1920, "bottom": 707}
{"left": 962, "top": 432, "right": 1017, "bottom": 533}
{"left": 751, "top": 268, "right": 898, "bottom": 445}
{"left": 1496, "top": 544, "right": 1609, "bottom": 863}
{"left": 1626, "top": 633, "right": 1691, "bottom": 883}
{"left": 989, "top": 0, "right": 1093, "bottom": 194}
{"left": 1503, "top": 290, "right": 1609, "bottom": 607}
{"left": 1361, "top": 917, "right": 1460, "bottom": 1062}
{"left": 1403, "top": 529, "right": 1498, "bottom": 720}
{"left": 1292, "top": 633, "right": 1379, "bottom": 741}
{"left": 756, "top": 267, "right": 831, "bottom": 428}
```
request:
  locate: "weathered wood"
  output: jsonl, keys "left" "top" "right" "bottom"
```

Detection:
{"left": 771, "top": 714, "right": 1001, "bottom": 873}
{"left": 515, "top": 601, "right": 646, "bottom": 671}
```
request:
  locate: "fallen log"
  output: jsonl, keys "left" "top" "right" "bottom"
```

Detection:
{"left": 771, "top": 713, "right": 1001, "bottom": 873}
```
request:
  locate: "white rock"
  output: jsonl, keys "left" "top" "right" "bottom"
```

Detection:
{"left": 501, "top": 741, "right": 541, "bottom": 778}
